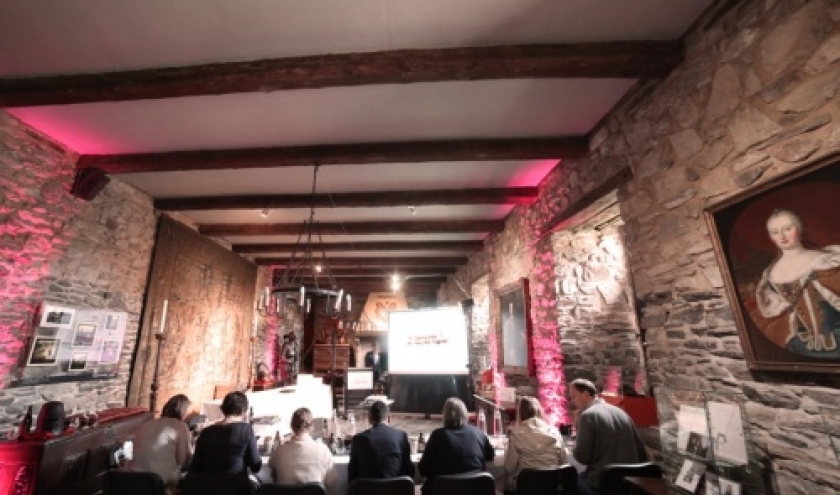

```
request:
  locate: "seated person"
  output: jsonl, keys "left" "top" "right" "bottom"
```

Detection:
{"left": 189, "top": 391, "right": 261, "bottom": 478}
{"left": 269, "top": 407, "right": 337, "bottom": 492}
{"left": 570, "top": 378, "right": 648, "bottom": 495}
{"left": 504, "top": 396, "right": 566, "bottom": 492}
{"left": 130, "top": 394, "right": 193, "bottom": 490}
{"left": 418, "top": 397, "right": 495, "bottom": 494}
{"left": 348, "top": 401, "right": 415, "bottom": 483}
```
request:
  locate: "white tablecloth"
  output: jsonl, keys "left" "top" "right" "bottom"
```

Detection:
{"left": 257, "top": 450, "right": 506, "bottom": 495}
{"left": 202, "top": 382, "right": 333, "bottom": 437}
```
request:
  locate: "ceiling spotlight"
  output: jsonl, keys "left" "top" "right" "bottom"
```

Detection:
{"left": 408, "top": 205, "right": 416, "bottom": 216}
{"left": 260, "top": 208, "right": 269, "bottom": 218}
{"left": 315, "top": 264, "right": 323, "bottom": 273}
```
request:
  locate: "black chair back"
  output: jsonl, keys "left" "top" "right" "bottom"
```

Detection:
{"left": 257, "top": 482, "right": 326, "bottom": 495}
{"left": 349, "top": 476, "right": 414, "bottom": 495}
{"left": 427, "top": 472, "right": 495, "bottom": 495}
{"left": 516, "top": 466, "right": 578, "bottom": 494}
{"left": 103, "top": 470, "right": 166, "bottom": 495}
{"left": 181, "top": 472, "right": 255, "bottom": 495}
{"left": 599, "top": 462, "right": 662, "bottom": 495}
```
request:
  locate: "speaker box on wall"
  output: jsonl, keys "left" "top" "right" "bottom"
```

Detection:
{"left": 70, "top": 167, "right": 110, "bottom": 201}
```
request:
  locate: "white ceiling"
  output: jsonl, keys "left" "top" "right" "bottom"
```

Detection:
{"left": 0, "top": 0, "right": 715, "bottom": 294}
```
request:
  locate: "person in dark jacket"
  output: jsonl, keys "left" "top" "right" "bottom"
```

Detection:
{"left": 570, "top": 379, "right": 648, "bottom": 495}
{"left": 189, "top": 391, "right": 262, "bottom": 477}
{"left": 418, "top": 397, "right": 494, "bottom": 493}
{"left": 348, "top": 401, "right": 414, "bottom": 482}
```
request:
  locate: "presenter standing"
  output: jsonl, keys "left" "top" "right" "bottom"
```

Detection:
{"left": 364, "top": 341, "right": 387, "bottom": 383}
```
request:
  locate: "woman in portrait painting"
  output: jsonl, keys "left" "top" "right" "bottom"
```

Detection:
{"left": 753, "top": 208, "right": 840, "bottom": 358}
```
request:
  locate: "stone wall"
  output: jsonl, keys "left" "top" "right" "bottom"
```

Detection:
{"left": 441, "top": 0, "right": 840, "bottom": 491}
{"left": 551, "top": 215, "right": 647, "bottom": 395}
{"left": 0, "top": 111, "right": 157, "bottom": 429}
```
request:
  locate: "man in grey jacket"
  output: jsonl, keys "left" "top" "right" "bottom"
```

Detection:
{"left": 570, "top": 378, "right": 648, "bottom": 494}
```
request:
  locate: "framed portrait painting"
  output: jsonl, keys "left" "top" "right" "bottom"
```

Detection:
{"left": 496, "top": 278, "right": 534, "bottom": 376}
{"left": 704, "top": 154, "right": 840, "bottom": 373}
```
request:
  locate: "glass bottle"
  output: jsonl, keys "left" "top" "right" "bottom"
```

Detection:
{"left": 493, "top": 409, "right": 503, "bottom": 438}
{"left": 417, "top": 433, "right": 426, "bottom": 453}
{"left": 477, "top": 408, "right": 487, "bottom": 435}
{"left": 347, "top": 412, "right": 356, "bottom": 437}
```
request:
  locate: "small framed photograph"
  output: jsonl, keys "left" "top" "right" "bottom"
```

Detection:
{"left": 68, "top": 352, "right": 88, "bottom": 371}
{"left": 71, "top": 323, "right": 97, "bottom": 348}
{"left": 686, "top": 431, "right": 711, "bottom": 458}
{"left": 675, "top": 458, "right": 705, "bottom": 493}
{"left": 718, "top": 477, "right": 741, "bottom": 495}
{"left": 27, "top": 337, "right": 60, "bottom": 366}
{"left": 105, "top": 313, "right": 120, "bottom": 331}
{"left": 39, "top": 304, "right": 76, "bottom": 329}
{"left": 99, "top": 339, "right": 122, "bottom": 364}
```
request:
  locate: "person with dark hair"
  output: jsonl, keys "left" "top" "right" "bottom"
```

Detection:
{"left": 131, "top": 394, "right": 193, "bottom": 490}
{"left": 504, "top": 396, "right": 566, "bottom": 492}
{"left": 418, "top": 397, "right": 494, "bottom": 494}
{"left": 269, "top": 407, "right": 337, "bottom": 491}
{"left": 569, "top": 378, "right": 647, "bottom": 495}
{"left": 189, "top": 391, "right": 261, "bottom": 478}
{"left": 348, "top": 401, "right": 414, "bottom": 483}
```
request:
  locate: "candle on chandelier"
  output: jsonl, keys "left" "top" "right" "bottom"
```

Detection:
{"left": 299, "top": 286, "right": 305, "bottom": 306}
{"left": 347, "top": 294, "right": 351, "bottom": 312}
{"left": 335, "top": 290, "right": 344, "bottom": 311}
{"left": 159, "top": 299, "right": 169, "bottom": 335}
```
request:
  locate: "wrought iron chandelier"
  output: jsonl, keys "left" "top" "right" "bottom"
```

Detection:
{"left": 256, "top": 163, "right": 350, "bottom": 318}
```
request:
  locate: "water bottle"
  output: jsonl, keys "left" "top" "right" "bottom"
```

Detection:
{"left": 18, "top": 406, "right": 33, "bottom": 440}
{"left": 347, "top": 412, "right": 357, "bottom": 437}
{"left": 417, "top": 433, "right": 426, "bottom": 453}
{"left": 493, "top": 409, "right": 503, "bottom": 438}
{"left": 332, "top": 409, "right": 341, "bottom": 437}
{"left": 477, "top": 408, "right": 487, "bottom": 435}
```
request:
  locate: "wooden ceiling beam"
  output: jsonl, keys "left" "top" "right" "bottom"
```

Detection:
{"left": 80, "top": 138, "right": 582, "bottom": 173}
{"left": 290, "top": 276, "right": 448, "bottom": 284}
{"left": 157, "top": 187, "right": 537, "bottom": 210}
{"left": 273, "top": 267, "right": 456, "bottom": 277}
{"left": 1, "top": 42, "right": 683, "bottom": 108}
{"left": 256, "top": 256, "right": 468, "bottom": 267}
{"left": 234, "top": 240, "right": 483, "bottom": 254}
{"left": 201, "top": 220, "right": 503, "bottom": 236}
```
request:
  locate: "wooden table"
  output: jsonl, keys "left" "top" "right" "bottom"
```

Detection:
{"left": 624, "top": 476, "right": 670, "bottom": 495}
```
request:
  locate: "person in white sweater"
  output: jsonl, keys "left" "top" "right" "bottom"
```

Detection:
{"left": 130, "top": 394, "right": 193, "bottom": 491}
{"left": 504, "top": 396, "right": 566, "bottom": 492}
{"left": 269, "top": 407, "right": 337, "bottom": 492}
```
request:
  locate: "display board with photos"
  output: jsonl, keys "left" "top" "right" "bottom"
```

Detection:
{"left": 655, "top": 387, "right": 767, "bottom": 495}
{"left": 20, "top": 302, "right": 128, "bottom": 384}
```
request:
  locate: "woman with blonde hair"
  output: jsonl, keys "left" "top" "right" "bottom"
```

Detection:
{"left": 504, "top": 396, "right": 566, "bottom": 491}
{"left": 269, "top": 407, "right": 337, "bottom": 492}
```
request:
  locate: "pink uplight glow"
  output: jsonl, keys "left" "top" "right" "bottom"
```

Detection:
{"left": 505, "top": 159, "right": 560, "bottom": 188}
{"left": 0, "top": 139, "right": 82, "bottom": 388}
{"left": 7, "top": 109, "right": 128, "bottom": 154}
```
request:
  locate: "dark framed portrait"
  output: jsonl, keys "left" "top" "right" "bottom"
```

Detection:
{"left": 496, "top": 277, "right": 534, "bottom": 376}
{"left": 704, "top": 154, "right": 840, "bottom": 373}
{"left": 27, "top": 337, "right": 60, "bottom": 366}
